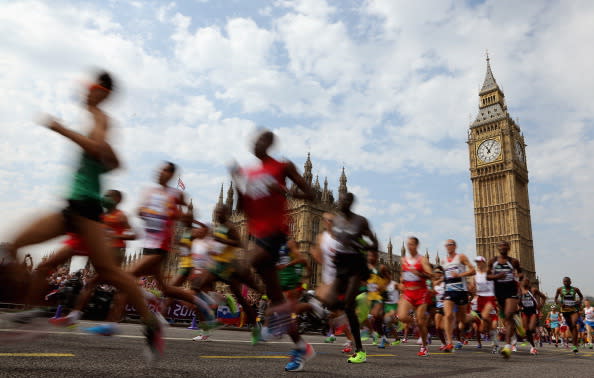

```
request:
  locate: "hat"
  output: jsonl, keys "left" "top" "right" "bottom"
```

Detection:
{"left": 474, "top": 256, "right": 486, "bottom": 263}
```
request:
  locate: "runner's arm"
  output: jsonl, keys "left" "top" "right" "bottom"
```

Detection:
{"left": 554, "top": 288, "right": 561, "bottom": 306}
{"left": 285, "top": 161, "right": 314, "bottom": 200}
{"left": 458, "top": 254, "right": 476, "bottom": 278}
{"left": 310, "top": 234, "right": 324, "bottom": 265}
{"left": 486, "top": 257, "right": 503, "bottom": 280}
{"left": 360, "top": 218, "right": 379, "bottom": 251}
{"left": 115, "top": 213, "right": 136, "bottom": 240}
{"left": 576, "top": 287, "right": 584, "bottom": 305}
{"left": 44, "top": 114, "right": 119, "bottom": 170}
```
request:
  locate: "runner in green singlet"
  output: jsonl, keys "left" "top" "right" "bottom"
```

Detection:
{"left": 555, "top": 277, "right": 584, "bottom": 353}
{"left": 0, "top": 71, "right": 163, "bottom": 359}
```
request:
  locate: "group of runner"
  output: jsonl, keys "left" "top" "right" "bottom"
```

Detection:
{"left": 0, "top": 70, "right": 590, "bottom": 373}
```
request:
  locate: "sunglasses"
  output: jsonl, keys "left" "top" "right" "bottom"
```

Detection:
{"left": 445, "top": 243, "right": 456, "bottom": 247}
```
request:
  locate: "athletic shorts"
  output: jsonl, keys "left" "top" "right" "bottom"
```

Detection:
{"left": 443, "top": 291, "right": 469, "bottom": 306}
{"left": 143, "top": 248, "right": 167, "bottom": 256}
{"left": 334, "top": 253, "right": 370, "bottom": 282}
{"left": 434, "top": 306, "right": 444, "bottom": 316}
{"left": 477, "top": 296, "right": 496, "bottom": 313}
{"left": 551, "top": 322, "right": 559, "bottom": 329}
{"left": 254, "top": 232, "right": 287, "bottom": 263}
{"left": 208, "top": 261, "right": 237, "bottom": 282}
{"left": 494, "top": 283, "right": 519, "bottom": 308}
{"left": 402, "top": 288, "right": 431, "bottom": 307}
{"left": 521, "top": 309, "right": 537, "bottom": 318}
{"left": 177, "top": 267, "right": 192, "bottom": 277}
{"left": 63, "top": 199, "right": 103, "bottom": 230}
{"left": 586, "top": 321, "right": 594, "bottom": 327}
{"left": 384, "top": 303, "right": 397, "bottom": 313}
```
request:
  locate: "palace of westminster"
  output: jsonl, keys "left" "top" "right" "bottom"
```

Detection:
{"left": 62, "top": 56, "right": 538, "bottom": 287}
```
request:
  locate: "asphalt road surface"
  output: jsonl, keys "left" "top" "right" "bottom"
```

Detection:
{"left": 1, "top": 321, "right": 593, "bottom": 377}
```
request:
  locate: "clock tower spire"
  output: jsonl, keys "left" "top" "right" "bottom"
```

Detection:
{"left": 467, "top": 54, "right": 536, "bottom": 281}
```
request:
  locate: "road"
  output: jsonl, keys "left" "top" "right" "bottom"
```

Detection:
{"left": 1, "top": 321, "right": 593, "bottom": 377}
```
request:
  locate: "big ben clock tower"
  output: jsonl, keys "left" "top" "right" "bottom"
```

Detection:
{"left": 468, "top": 55, "right": 536, "bottom": 281}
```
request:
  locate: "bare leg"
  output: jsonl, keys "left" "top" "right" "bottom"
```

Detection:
{"left": 76, "top": 217, "right": 154, "bottom": 323}
{"left": 415, "top": 304, "right": 429, "bottom": 348}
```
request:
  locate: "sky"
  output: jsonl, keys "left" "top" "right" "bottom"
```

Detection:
{"left": 1, "top": 0, "right": 593, "bottom": 296}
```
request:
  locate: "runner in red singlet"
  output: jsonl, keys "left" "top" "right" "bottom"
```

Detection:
{"left": 397, "top": 236, "right": 433, "bottom": 357}
{"left": 232, "top": 130, "right": 315, "bottom": 372}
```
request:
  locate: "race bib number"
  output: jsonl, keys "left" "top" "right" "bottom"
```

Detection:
{"left": 143, "top": 213, "right": 167, "bottom": 233}
{"left": 402, "top": 271, "right": 420, "bottom": 282}
{"left": 445, "top": 267, "right": 459, "bottom": 279}
{"left": 563, "top": 299, "right": 576, "bottom": 307}
{"left": 367, "top": 283, "right": 378, "bottom": 292}
{"left": 522, "top": 299, "right": 534, "bottom": 307}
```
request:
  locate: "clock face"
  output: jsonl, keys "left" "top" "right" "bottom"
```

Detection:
{"left": 515, "top": 140, "right": 525, "bottom": 162}
{"left": 477, "top": 139, "right": 502, "bottom": 163}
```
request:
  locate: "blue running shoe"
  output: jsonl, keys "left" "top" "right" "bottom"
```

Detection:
{"left": 454, "top": 341, "right": 463, "bottom": 350}
{"left": 378, "top": 337, "right": 387, "bottom": 349}
{"left": 285, "top": 349, "right": 306, "bottom": 372}
{"left": 83, "top": 324, "right": 119, "bottom": 336}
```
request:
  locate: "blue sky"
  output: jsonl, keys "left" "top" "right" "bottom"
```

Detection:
{"left": 1, "top": 0, "right": 593, "bottom": 296}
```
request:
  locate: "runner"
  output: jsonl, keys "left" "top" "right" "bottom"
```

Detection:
{"left": 0, "top": 71, "right": 163, "bottom": 358}
{"left": 383, "top": 273, "right": 401, "bottom": 347}
{"left": 366, "top": 250, "right": 390, "bottom": 348}
{"left": 397, "top": 236, "right": 433, "bottom": 357}
{"left": 441, "top": 239, "right": 475, "bottom": 352}
{"left": 432, "top": 266, "right": 447, "bottom": 349}
{"left": 189, "top": 203, "right": 261, "bottom": 344}
{"left": 50, "top": 189, "right": 136, "bottom": 328}
{"left": 487, "top": 240, "right": 522, "bottom": 359}
{"left": 584, "top": 300, "right": 594, "bottom": 349}
{"left": 277, "top": 237, "right": 307, "bottom": 301}
{"left": 519, "top": 278, "right": 539, "bottom": 355}
{"left": 554, "top": 277, "right": 584, "bottom": 353}
{"left": 326, "top": 192, "right": 379, "bottom": 364}
{"left": 310, "top": 213, "right": 355, "bottom": 354}
{"left": 473, "top": 256, "right": 498, "bottom": 353}
{"left": 105, "top": 162, "right": 217, "bottom": 332}
{"left": 231, "top": 130, "right": 315, "bottom": 372}
{"left": 548, "top": 306, "right": 562, "bottom": 347}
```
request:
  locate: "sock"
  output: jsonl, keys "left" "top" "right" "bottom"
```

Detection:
{"left": 68, "top": 310, "right": 82, "bottom": 321}
{"left": 296, "top": 339, "right": 307, "bottom": 351}
{"left": 194, "top": 296, "right": 214, "bottom": 320}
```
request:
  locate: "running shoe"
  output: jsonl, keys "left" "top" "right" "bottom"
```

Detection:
{"left": 491, "top": 345, "right": 499, "bottom": 354}
{"left": 251, "top": 325, "right": 261, "bottom": 346}
{"left": 511, "top": 345, "right": 517, "bottom": 352}
{"left": 529, "top": 347, "right": 537, "bottom": 355}
{"left": 143, "top": 321, "right": 164, "bottom": 363}
{"left": 285, "top": 344, "right": 315, "bottom": 372}
{"left": 342, "top": 342, "right": 353, "bottom": 354}
{"left": 476, "top": 344, "right": 482, "bottom": 349}
{"left": 439, "top": 344, "right": 447, "bottom": 351}
{"left": 192, "top": 334, "right": 210, "bottom": 341}
{"left": 83, "top": 323, "right": 120, "bottom": 336}
{"left": 401, "top": 338, "right": 408, "bottom": 343}
{"left": 347, "top": 351, "right": 367, "bottom": 364}
{"left": 501, "top": 345, "right": 511, "bottom": 359}
{"left": 416, "top": 337, "right": 423, "bottom": 345}
{"left": 417, "top": 346, "right": 429, "bottom": 357}
{"left": 572, "top": 346, "right": 578, "bottom": 354}
{"left": 372, "top": 332, "right": 379, "bottom": 345}
{"left": 378, "top": 337, "right": 387, "bottom": 349}
{"left": 48, "top": 315, "right": 78, "bottom": 328}
{"left": 444, "top": 343, "right": 454, "bottom": 353}
{"left": 454, "top": 341, "right": 463, "bottom": 350}
{"left": 391, "top": 340, "right": 401, "bottom": 346}
{"left": 325, "top": 335, "right": 337, "bottom": 343}
{"left": 589, "top": 343, "right": 593, "bottom": 349}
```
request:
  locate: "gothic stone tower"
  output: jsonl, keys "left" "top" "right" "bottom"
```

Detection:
{"left": 467, "top": 55, "right": 536, "bottom": 281}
